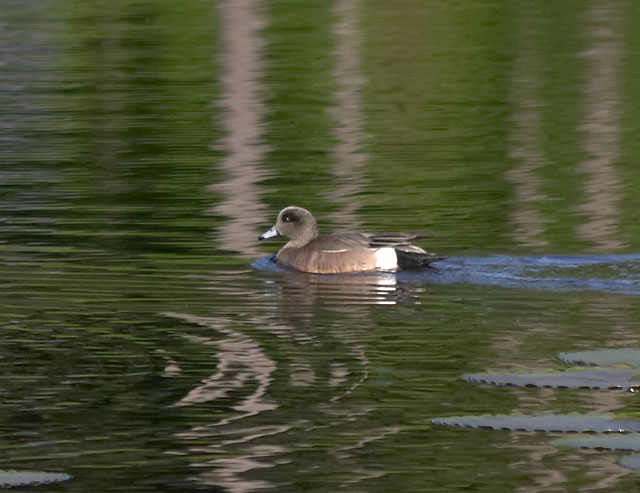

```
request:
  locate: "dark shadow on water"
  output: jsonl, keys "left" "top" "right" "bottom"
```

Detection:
{"left": 252, "top": 254, "right": 640, "bottom": 296}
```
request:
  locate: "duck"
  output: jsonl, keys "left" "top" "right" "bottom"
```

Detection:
{"left": 258, "top": 206, "right": 445, "bottom": 274}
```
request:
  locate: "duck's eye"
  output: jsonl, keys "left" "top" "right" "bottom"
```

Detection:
{"left": 282, "top": 212, "right": 297, "bottom": 223}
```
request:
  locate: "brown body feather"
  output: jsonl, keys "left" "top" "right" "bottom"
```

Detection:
{"left": 276, "top": 233, "right": 444, "bottom": 274}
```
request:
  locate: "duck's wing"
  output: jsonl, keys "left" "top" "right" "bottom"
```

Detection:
{"left": 360, "top": 232, "right": 421, "bottom": 249}
{"left": 310, "top": 232, "right": 435, "bottom": 253}
{"left": 305, "top": 233, "right": 373, "bottom": 252}
{"left": 363, "top": 233, "right": 447, "bottom": 266}
{"left": 309, "top": 232, "right": 445, "bottom": 255}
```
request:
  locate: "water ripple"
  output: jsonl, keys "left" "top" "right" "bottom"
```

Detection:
{"left": 254, "top": 254, "right": 640, "bottom": 296}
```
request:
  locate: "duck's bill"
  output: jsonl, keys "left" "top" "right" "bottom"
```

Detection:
{"left": 258, "top": 226, "right": 279, "bottom": 240}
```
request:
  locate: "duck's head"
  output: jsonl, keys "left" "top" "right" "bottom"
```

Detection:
{"left": 259, "top": 206, "right": 319, "bottom": 247}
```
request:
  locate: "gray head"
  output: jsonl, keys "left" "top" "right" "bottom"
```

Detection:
{"left": 259, "top": 206, "right": 319, "bottom": 247}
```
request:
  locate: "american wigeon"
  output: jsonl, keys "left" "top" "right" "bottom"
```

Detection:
{"left": 258, "top": 206, "right": 445, "bottom": 274}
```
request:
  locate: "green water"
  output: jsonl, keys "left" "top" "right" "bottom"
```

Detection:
{"left": 2, "top": 0, "right": 640, "bottom": 491}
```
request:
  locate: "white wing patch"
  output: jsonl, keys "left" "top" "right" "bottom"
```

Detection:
{"left": 318, "top": 248, "right": 349, "bottom": 253}
{"left": 375, "top": 248, "right": 398, "bottom": 270}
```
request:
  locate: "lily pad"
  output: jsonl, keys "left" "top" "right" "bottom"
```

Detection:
{"left": 438, "top": 347, "right": 640, "bottom": 472}
{"left": 558, "top": 349, "right": 640, "bottom": 368}
{"left": 0, "top": 470, "right": 70, "bottom": 488}
{"left": 432, "top": 414, "right": 640, "bottom": 433}
{"left": 619, "top": 454, "right": 640, "bottom": 471}
{"left": 461, "top": 368, "right": 640, "bottom": 391}
{"left": 554, "top": 434, "right": 640, "bottom": 451}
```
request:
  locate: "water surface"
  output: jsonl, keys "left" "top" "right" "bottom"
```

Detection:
{"left": 2, "top": 0, "right": 640, "bottom": 491}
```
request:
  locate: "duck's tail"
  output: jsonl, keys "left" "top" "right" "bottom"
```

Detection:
{"left": 395, "top": 248, "right": 446, "bottom": 269}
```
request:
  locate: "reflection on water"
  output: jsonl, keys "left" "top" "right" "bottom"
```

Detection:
{"left": 207, "top": 253, "right": 640, "bottom": 491}
{"left": 210, "top": 0, "right": 270, "bottom": 257}
{"left": 167, "top": 312, "right": 280, "bottom": 492}
{"left": 507, "top": 2, "right": 548, "bottom": 248}
{"left": 576, "top": 0, "right": 624, "bottom": 250}
{"left": 507, "top": 0, "right": 628, "bottom": 252}
{"left": 327, "top": 0, "right": 367, "bottom": 231}
{"left": 170, "top": 316, "right": 277, "bottom": 415}
{"left": 164, "top": 271, "right": 386, "bottom": 491}
{"left": 252, "top": 255, "right": 418, "bottom": 307}
{"left": 4, "top": 1, "right": 640, "bottom": 491}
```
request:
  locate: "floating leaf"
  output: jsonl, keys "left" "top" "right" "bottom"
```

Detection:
{"left": 0, "top": 470, "right": 70, "bottom": 488}
{"left": 461, "top": 369, "right": 640, "bottom": 391}
{"left": 438, "top": 347, "right": 640, "bottom": 472}
{"left": 619, "top": 454, "right": 640, "bottom": 471}
{"left": 432, "top": 414, "right": 640, "bottom": 433}
{"left": 558, "top": 349, "right": 640, "bottom": 368}
{"left": 554, "top": 434, "right": 640, "bottom": 451}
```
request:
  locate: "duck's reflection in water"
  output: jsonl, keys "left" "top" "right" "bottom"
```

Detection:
{"left": 170, "top": 316, "right": 277, "bottom": 417}
{"left": 165, "top": 312, "right": 287, "bottom": 493}
{"left": 163, "top": 266, "right": 430, "bottom": 490}
{"left": 269, "top": 269, "right": 398, "bottom": 304}
{"left": 255, "top": 255, "right": 427, "bottom": 311}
